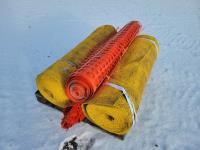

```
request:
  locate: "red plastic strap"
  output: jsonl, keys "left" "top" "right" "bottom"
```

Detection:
{"left": 65, "top": 21, "right": 141, "bottom": 103}
{"left": 61, "top": 103, "right": 85, "bottom": 129}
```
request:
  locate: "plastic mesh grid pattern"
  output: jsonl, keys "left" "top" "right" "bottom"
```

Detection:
{"left": 65, "top": 21, "right": 142, "bottom": 103}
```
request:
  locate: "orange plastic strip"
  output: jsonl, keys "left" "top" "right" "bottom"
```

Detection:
{"left": 61, "top": 103, "right": 85, "bottom": 129}
{"left": 65, "top": 21, "right": 141, "bottom": 103}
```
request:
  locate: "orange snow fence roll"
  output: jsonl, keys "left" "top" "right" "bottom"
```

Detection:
{"left": 65, "top": 21, "right": 141, "bottom": 103}
{"left": 82, "top": 35, "right": 159, "bottom": 135}
{"left": 36, "top": 25, "right": 117, "bottom": 108}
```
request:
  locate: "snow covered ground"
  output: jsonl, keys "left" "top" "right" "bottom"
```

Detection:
{"left": 0, "top": 0, "right": 200, "bottom": 149}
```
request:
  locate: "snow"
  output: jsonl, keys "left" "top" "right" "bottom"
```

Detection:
{"left": 0, "top": 0, "right": 200, "bottom": 149}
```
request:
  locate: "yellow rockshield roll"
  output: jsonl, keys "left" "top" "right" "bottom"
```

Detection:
{"left": 82, "top": 35, "right": 159, "bottom": 135}
{"left": 36, "top": 25, "right": 117, "bottom": 108}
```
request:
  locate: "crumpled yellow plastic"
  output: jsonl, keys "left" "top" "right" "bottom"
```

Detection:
{"left": 36, "top": 25, "right": 117, "bottom": 108}
{"left": 82, "top": 35, "right": 159, "bottom": 135}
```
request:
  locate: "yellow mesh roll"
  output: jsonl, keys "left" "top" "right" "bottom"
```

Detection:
{"left": 36, "top": 25, "right": 117, "bottom": 108}
{"left": 82, "top": 35, "right": 159, "bottom": 135}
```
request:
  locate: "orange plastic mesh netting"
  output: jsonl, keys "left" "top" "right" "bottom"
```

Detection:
{"left": 61, "top": 21, "right": 141, "bottom": 129}
{"left": 65, "top": 21, "right": 141, "bottom": 103}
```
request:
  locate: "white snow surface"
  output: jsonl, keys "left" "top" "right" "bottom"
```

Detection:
{"left": 0, "top": 0, "right": 200, "bottom": 149}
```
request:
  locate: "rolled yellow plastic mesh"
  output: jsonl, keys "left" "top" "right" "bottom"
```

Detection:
{"left": 36, "top": 25, "right": 117, "bottom": 108}
{"left": 82, "top": 35, "right": 159, "bottom": 135}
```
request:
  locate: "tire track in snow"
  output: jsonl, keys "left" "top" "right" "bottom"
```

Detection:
{"left": 163, "top": 32, "right": 199, "bottom": 50}
{"left": 149, "top": 25, "right": 200, "bottom": 57}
